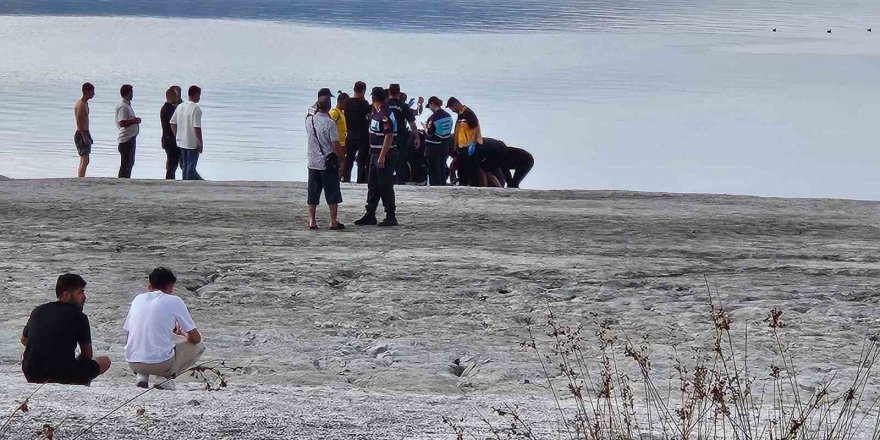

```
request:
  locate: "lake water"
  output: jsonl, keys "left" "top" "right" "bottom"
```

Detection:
{"left": 1, "top": 1, "right": 880, "bottom": 199}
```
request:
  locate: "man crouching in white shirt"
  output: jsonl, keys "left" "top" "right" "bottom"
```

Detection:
{"left": 124, "top": 267, "right": 205, "bottom": 390}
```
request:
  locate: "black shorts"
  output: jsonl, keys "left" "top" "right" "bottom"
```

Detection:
{"left": 74, "top": 131, "right": 92, "bottom": 156}
{"left": 307, "top": 168, "right": 343, "bottom": 206}
{"left": 24, "top": 359, "right": 101, "bottom": 385}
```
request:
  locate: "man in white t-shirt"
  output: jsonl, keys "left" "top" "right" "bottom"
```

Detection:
{"left": 115, "top": 84, "right": 141, "bottom": 179}
{"left": 123, "top": 267, "right": 204, "bottom": 390}
{"left": 170, "top": 85, "right": 204, "bottom": 181}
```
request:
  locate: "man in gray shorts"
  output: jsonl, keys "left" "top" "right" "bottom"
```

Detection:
{"left": 74, "top": 83, "right": 95, "bottom": 177}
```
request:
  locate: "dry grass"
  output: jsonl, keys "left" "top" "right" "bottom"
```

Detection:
{"left": 1, "top": 362, "right": 230, "bottom": 439}
{"left": 451, "top": 283, "right": 880, "bottom": 440}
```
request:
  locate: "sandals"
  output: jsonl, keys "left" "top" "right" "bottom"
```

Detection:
{"left": 308, "top": 223, "right": 345, "bottom": 230}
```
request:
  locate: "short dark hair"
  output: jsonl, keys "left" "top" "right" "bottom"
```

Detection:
{"left": 56, "top": 273, "right": 86, "bottom": 298}
{"left": 428, "top": 96, "right": 443, "bottom": 107}
{"left": 371, "top": 86, "right": 387, "bottom": 103}
{"left": 120, "top": 84, "right": 133, "bottom": 98}
{"left": 389, "top": 84, "right": 401, "bottom": 96}
{"left": 317, "top": 95, "right": 332, "bottom": 112}
{"left": 446, "top": 97, "right": 461, "bottom": 108}
{"left": 82, "top": 82, "right": 94, "bottom": 93}
{"left": 149, "top": 267, "right": 177, "bottom": 290}
{"left": 188, "top": 85, "right": 201, "bottom": 99}
{"left": 354, "top": 81, "right": 366, "bottom": 93}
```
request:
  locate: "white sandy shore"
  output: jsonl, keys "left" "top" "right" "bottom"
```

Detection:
{"left": 1, "top": 179, "right": 879, "bottom": 438}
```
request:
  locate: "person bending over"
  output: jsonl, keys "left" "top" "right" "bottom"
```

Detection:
{"left": 123, "top": 267, "right": 204, "bottom": 390}
{"left": 477, "top": 137, "right": 509, "bottom": 187}
{"left": 21, "top": 274, "right": 112, "bottom": 385}
{"left": 501, "top": 146, "right": 534, "bottom": 188}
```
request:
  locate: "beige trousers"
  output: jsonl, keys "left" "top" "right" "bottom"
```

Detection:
{"left": 129, "top": 335, "right": 205, "bottom": 378}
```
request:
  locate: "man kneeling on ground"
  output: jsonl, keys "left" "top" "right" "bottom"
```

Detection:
{"left": 21, "top": 274, "right": 112, "bottom": 385}
{"left": 123, "top": 267, "right": 204, "bottom": 390}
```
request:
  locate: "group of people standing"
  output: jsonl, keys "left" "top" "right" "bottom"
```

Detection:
{"left": 304, "top": 81, "right": 535, "bottom": 229}
{"left": 74, "top": 82, "right": 205, "bottom": 180}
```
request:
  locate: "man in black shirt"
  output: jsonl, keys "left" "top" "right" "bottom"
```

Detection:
{"left": 21, "top": 274, "right": 111, "bottom": 385}
{"left": 160, "top": 87, "right": 181, "bottom": 179}
{"left": 343, "top": 81, "right": 373, "bottom": 184}
{"left": 386, "top": 84, "right": 419, "bottom": 184}
{"left": 501, "top": 146, "right": 534, "bottom": 188}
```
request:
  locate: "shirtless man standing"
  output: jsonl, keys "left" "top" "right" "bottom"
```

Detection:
{"left": 74, "top": 83, "right": 95, "bottom": 178}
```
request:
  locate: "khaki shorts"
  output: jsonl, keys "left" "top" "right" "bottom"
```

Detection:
{"left": 129, "top": 335, "right": 205, "bottom": 378}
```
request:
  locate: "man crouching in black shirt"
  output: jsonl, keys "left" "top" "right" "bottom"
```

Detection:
{"left": 21, "top": 274, "right": 111, "bottom": 385}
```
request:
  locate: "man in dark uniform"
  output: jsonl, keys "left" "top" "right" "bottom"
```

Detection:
{"left": 343, "top": 81, "right": 373, "bottom": 183}
{"left": 355, "top": 87, "right": 400, "bottom": 227}
{"left": 386, "top": 84, "right": 420, "bottom": 184}
{"left": 424, "top": 96, "right": 454, "bottom": 186}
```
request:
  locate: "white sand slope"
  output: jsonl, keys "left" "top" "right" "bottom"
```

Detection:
{"left": 1, "top": 179, "right": 879, "bottom": 438}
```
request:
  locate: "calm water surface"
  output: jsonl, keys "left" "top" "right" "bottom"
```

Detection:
{"left": 1, "top": 1, "right": 879, "bottom": 198}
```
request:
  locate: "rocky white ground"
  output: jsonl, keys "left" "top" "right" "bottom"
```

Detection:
{"left": 1, "top": 178, "right": 879, "bottom": 439}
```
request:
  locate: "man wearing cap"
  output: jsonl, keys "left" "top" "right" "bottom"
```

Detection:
{"left": 309, "top": 88, "right": 334, "bottom": 117}
{"left": 386, "top": 84, "right": 419, "bottom": 184}
{"left": 424, "top": 96, "right": 454, "bottom": 186}
{"left": 354, "top": 87, "right": 399, "bottom": 227}
{"left": 447, "top": 97, "right": 482, "bottom": 186}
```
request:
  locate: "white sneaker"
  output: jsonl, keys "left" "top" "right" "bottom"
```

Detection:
{"left": 155, "top": 379, "right": 176, "bottom": 391}
{"left": 135, "top": 374, "right": 149, "bottom": 389}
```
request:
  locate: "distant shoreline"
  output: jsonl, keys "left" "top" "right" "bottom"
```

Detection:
{"left": 0, "top": 177, "right": 878, "bottom": 204}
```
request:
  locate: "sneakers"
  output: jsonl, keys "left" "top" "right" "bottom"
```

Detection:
{"left": 378, "top": 217, "right": 399, "bottom": 227}
{"left": 135, "top": 374, "right": 149, "bottom": 389}
{"left": 354, "top": 213, "right": 377, "bottom": 226}
{"left": 155, "top": 378, "right": 176, "bottom": 391}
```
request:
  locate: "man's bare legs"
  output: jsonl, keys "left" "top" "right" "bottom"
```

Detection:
{"left": 308, "top": 204, "right": 340, "bottom": 228}
{"left": 78, "top": 155, "right": 89, "bottom": 178}
{"left": 329, "top": 203, "right": 339, "bottom": 228}
{"left": 307, "top": 204, "right": 318, "bottom": 228}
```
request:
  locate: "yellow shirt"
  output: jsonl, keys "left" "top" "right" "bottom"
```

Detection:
{"left": 454, "top": 106, "right": 482, "bottom": 149}
{"left": 329, "top": 108, "right": 347, "bottom": 147}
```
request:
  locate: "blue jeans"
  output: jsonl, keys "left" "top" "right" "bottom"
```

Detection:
{"left": 181, "top": 148, "right": 202, "bottom": 181}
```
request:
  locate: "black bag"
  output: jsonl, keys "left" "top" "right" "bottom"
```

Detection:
{"left": 310, "top": 115, "right": 339, "bottom": 171}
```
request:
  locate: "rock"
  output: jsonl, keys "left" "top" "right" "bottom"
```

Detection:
{"left": 365, "top": 342, "right": 390, "bottom": 357}
{"left": 186, "top": 399, "right": 201, "bottom": 406}
{"left": 0, "top": 175, "right": 9, "bottom": 181}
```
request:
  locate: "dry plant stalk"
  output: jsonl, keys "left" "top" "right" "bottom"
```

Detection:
{"left": 456, "top": 287, "right": 880, "bottom": 440}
